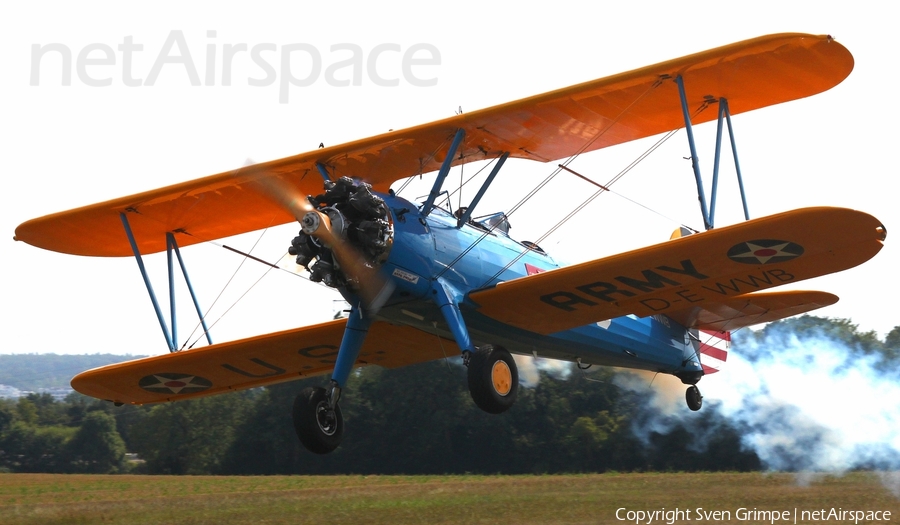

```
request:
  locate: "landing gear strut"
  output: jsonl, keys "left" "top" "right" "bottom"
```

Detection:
{"left": 467, "top": 345, "right": 518, "bottom": 414}
{"left": 685, "top": 385, "right": 703, "bottom": 411}
{"left": 292, "top": 385, "right": 344, "bottom": 454}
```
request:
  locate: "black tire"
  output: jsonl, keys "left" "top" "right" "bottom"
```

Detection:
{"left": 292, "top": 386, "right": 343, "bottom": 454}
{"left": 467, "top": 345, "right": 518, "bottom": 414}
{"left": 686, "top": 385, "right": 703, "bottom": 411}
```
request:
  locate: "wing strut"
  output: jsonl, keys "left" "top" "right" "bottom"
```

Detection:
{"left": 422, "top": 128, "right": 466, "bottom": 216}
{"left": 166, "top": 232, "right": 214, "bottom": 348}
{"left": 457, "top": 152, "right": 509, "bottom": 227}
{"left": 432, "top": 278, "right": 477, "bottom": 357}
{"left": 710, "top": 98, "right": 750, "bottom": 226}
{"left": 119, "top": 212, "right": 213, "bottom": 352}
{"left": 315, "top": 162, "right": 332, "bottom": 182}
{"left": 675, "top": 76, "right": 750, "bottom": 230}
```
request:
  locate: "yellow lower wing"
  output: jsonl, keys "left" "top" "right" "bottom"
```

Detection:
{"left": 469, "top": 207, "right": 884, "bottom": 335}
{"left": 71, "top": 320, "right": 455, "bottom": 405}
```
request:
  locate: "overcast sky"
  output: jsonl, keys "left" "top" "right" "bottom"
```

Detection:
{"left": 3, "top": 1, "right": 897, "bottom": 358}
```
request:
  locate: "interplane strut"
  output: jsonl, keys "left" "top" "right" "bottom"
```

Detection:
{"left": 120, "top": 212, "right": 212, "bottom": 352}
{"left": 675, "top": 76, "right": 750, "bottom": 230}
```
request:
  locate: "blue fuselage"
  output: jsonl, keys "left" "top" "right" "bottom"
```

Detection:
{"left": 360, "top": 193, "right": 703, "bottom": 379}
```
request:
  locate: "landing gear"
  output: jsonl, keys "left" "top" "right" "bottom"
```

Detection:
{"left": 292, "top": 386, "right": 343, "bottom": 454}
{"left": 467, "top": 345, "right": 518, "bottom": 414}
{"left": 685, "top": 385, "right": 703, "bottom": 411}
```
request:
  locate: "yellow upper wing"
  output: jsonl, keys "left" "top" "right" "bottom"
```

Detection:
{"left": 71, "top": 319, "right": 457, "bottom": 405}
{"left": 16, "top": 33, "right": 851, "bottom": 257}
{"left": 469, "top": 207, "right": 884, "bottom": 335}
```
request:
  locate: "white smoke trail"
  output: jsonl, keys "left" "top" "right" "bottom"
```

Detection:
{"left": 612, "top": 370, "right": 686, "bottom": 418}
{"left": 615, "top": 326, "right": 900, "bottom": 478}
{"left": 514, "top": 354, "right": 573, "bottom": 388}
{"left": 514, "top": 354, "right": 540, "bottom": 388}
{"left": 710, "top": 331, "right": 900, "bottom": 472}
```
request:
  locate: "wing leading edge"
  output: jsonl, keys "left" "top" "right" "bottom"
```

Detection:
{"left": 17, "top": 33, "right": 851, "bottom": 257}
{"left": 468, "top": 207, "right": 884, "bottom": 335}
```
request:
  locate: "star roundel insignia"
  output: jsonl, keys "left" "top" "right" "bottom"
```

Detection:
{"left": 139, "top": 373, "right": 212, "bottom": 395}
{"left": 727, "top": 239, "right": 804, "bottom": 265}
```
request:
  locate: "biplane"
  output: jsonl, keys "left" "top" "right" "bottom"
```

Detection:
{"left": 14, "top": 33, "right": 886, "bottom": 454}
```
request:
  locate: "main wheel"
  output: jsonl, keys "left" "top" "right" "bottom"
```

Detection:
{"left": 685, "top": 385, "right": 702, "bottom": 411}
{"left": 292, "top": 386, "right": 343, "bottom": 454}
{"left": 467, "top": 345, "right": 518, "bottom": 414}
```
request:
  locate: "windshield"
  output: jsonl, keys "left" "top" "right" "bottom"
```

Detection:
{"left": 476, "top": 212, "right": 511, "bottom": 235}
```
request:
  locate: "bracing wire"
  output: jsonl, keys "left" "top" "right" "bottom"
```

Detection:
{"left": 394, "top": 135, "right": 453, "bottom": 196}
{"left": 186, "top": 262, "right": 277, "bottom": 349}
{"left": 181, "top": 245, "right": 340, "bottom": 351}
{"left": 479, "top": 128, "right": 682, "bottom": 287}
{"left": 478, "top": 100, "right": 714, "bottom": 288}
{"left": 557, "top": 164, "right": 698, "bottom": 234}
{"left": 179, "top": 225, "right": 272, "bottom": 350}
{"left": 436, "top": 78, "right": 667, "bottom": 280}
{"left": 439, "top": 156, "right": 498, "bottom": 208}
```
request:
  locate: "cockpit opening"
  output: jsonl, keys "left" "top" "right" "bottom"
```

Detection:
{"left": 448, "top": 205, "right": 546, "bottom": 254}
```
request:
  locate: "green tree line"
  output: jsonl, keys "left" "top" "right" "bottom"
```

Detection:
{"left": 0, "top": 354, "right": 144, "bottom": 391}
{"left": 1, "top": 316, "right": 897, "bottom": 475}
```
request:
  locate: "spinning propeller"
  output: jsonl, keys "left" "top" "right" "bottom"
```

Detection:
{"left": 259, "top": 176, "right": 393, "bottom": 314}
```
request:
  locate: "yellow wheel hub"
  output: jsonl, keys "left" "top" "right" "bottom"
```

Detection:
{"left": 491, "top": 360, "right": 512, "bottom": 396}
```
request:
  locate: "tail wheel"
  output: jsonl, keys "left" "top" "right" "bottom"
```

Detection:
{"left": 292, "top": 386, "right": 343, "bottom": 454}
{"left": 686, "top": 385, "right": 703, "bottom": 411}
{"left": 467, "top": 345, "right": 518, "bottom": 414}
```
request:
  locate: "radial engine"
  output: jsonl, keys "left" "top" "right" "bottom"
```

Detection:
{"left": 287, "top": 177, "right": 393, "bottom": 290}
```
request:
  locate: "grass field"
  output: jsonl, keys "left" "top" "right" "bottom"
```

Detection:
{"left": 2, "top": 472, "right": 898, "bottom": 524}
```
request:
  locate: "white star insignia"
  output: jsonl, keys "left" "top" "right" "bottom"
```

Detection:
{"left": 141, "top": 375, "right": 208, "bottom": 394}
{"left": 731, "top": 241, "right": 794, "bottom": 264}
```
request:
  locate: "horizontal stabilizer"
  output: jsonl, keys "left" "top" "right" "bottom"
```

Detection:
{"left": 666, "top": 290, "right": 838, "bottom": 332}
